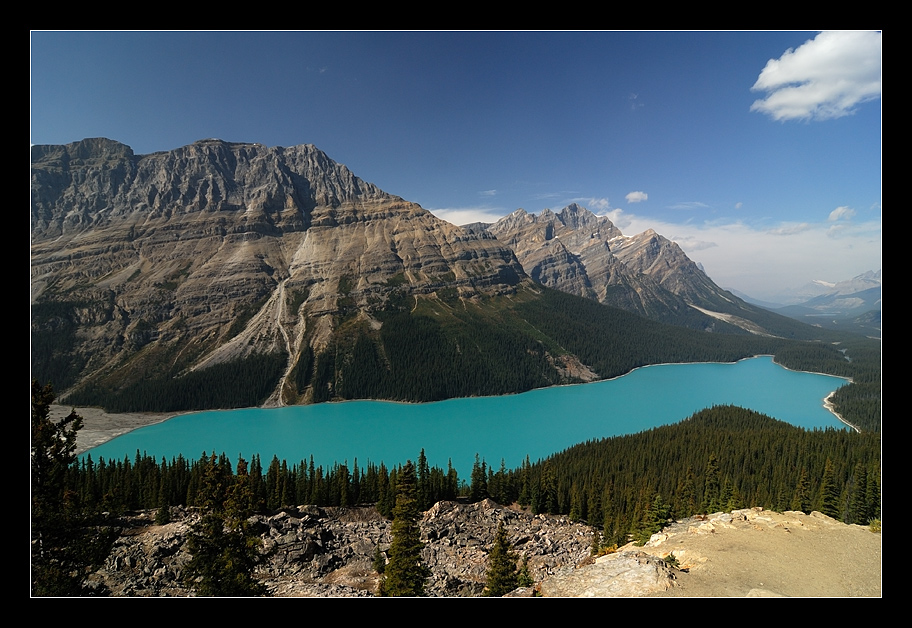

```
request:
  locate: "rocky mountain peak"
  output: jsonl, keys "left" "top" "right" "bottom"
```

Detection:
{"left": 31, "top": 138, "right": 529, "bottom": 406}
{"left": 484, "top": 203, "right": 767, "bottom": 331}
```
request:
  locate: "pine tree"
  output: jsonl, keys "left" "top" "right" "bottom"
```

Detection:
{"left": 484, "top": 521, "right": 519, "bottom": 596}
{"left": 818, "top": 458, "right": 841, "bottom": 519}
{"left": 517, "top": 555, "right": 534, "bottom": 588}
{"left": 31, "top": 381, "right": 113, "bottom": 595}
{"left": 850, "top": 463, "right": 869, "bottom": 525}
{"left": 470, "top": 454, "right": 488, "bottom": 502}
{"left": 379, "top": 461, "right": 429, "bottom": 596}
{"left": 702, "top": 454, "right": 722, "bottom": 513}
{"left": 791, "top": 467, "right": 812, "bottom": 513}
{"left": 183, "top": 456, "right": 266, "bottom": 596}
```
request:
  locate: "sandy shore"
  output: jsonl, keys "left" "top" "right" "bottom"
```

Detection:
{"left": 49, "top": 405, "right": 179, "bottom": 456}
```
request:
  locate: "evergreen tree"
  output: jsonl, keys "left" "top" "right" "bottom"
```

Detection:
{"left": 517, "top": 555, "right": 534, "bottom": 588}
{"left": 635, "top": 493, "right": 671, "bottom": 545}
{"left": 379, "top": 461, "right": 429, "bottom": 596}
{"left": 372, "top": 544, "right": 386, "bottom": 575}
{"left": 155, "top": 476, "right": 171, "bottom": 525}
{"left": 818, "top": 458, "right": 841, "bottom": 519}
{"left": 850, "top": 463, "right": 869, "bottom": 525}
{"left": 484, "top": 521, "right": 519, "bottom": 596}
{"left": 183, "top": 456, "right": 266, "bottom": 596}
{"left": 791, "top": 468, "right": 812, "bottom": 513}
{"left": 31, "top": 381, "right": 113, "bottom": 595}
{"left": 417, "top": 449, "right": 431, "bottom": 510}
{"left": 470, "top": 454, "right": 488, "bottom": 502}
{"left": 702, "top": 454, "right": 722, "bottom": 513}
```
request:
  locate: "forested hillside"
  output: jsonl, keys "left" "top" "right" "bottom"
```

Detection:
{"left": 69, "top": 406, "right": 879, "bottom": 550}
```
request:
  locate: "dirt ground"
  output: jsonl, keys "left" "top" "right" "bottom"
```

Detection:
{"left": 638, "top": 509, "right": 882, "bottom": 597}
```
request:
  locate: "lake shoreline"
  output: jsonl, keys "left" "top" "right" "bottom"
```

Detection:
{"left": 66, "top": 355, "right": 855, "bottom": 458}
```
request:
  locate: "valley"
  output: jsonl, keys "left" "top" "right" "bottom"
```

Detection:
{"left": 31, "top": 138, "right": 881, "bottom": 597}
{"left": 31, "top": 139, "right": 876, "bottom": 425}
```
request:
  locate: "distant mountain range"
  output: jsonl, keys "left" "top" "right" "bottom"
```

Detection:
{"left": 30, "top": 139, "right": 838, "bottom": 412}
{"left": 760, "top": 270, "right": 881, "bottom": 337}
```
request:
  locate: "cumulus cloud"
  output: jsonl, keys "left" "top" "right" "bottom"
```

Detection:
{"left": 751, "top": 31, "right": 882, "bottom": 121}
{"left": 828, "top": 205, "right": 856, "bottom": 221}
{"left": 625, "top": 191, "right": 648, "bottom": 203}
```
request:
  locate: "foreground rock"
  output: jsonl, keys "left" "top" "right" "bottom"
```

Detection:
{"left": 89, "top": 504, "right": 881, "bottom": 597}
{"left": 90, "top": 499, "right": 592, "bottom": 597}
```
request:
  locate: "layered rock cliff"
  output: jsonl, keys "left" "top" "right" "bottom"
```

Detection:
{"left": 484, "top": 204, "right": 798, "bottom": 333}
{"left": 31, "top": 138, "right": 811, "bottom": 412}
{"left": 31, "top": 139, "right": 527, "bottom": 405}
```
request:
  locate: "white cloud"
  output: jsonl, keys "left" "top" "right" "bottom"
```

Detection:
{"left": 587, "top": 197, "right": 612, "bottom": 211}
{"left": 625, "top": 191, "right": 648, "bottom": 203}
{"left": 480, "top": 189, "right": 497, "bottom": 197}
{"left": 434, "top": 202, "right": 881, "bottom": 303}
{"left": 751, "top": 31, "right": 882, "bottom": 121}
{"left": 828, "top": 205, "right": 856, "bottom": 221}
{"left": 767, "top": 222, "right": 812, "bottom": 236}
{"left": 735, "top": 202, "right": 743, "bottom": 210}
{"left": 603, "top": 208, "right": 634, "bottom": 230}
{"left": 605, "top": 211, "right": 881, "bottom": 301}
{"left": 427, "top": 206, "right": 508, "bottom": 226}
{"left": 668, "top": 201, "right": 710, "bottom": 210}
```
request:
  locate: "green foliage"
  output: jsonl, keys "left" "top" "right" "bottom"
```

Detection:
{"left": 869, "top": 519, "right": 881, "bottom": 533}
{"left": 817, "top": 458, "right": 841, "bottom": 519}
{"left": 470, "top": 454, "right": 488, "bottom": 503}
{"left": 517, "top": 555, "right": 534, "bottom": 588}
{"left": 31, "top": 381, "right": 113, "bottom": 596}
{"left": 183, "top": 456, "right": 266, "bottom": 597}
{"left": 635, "top": 493, "right": 671, "bottom": 545}
{"left": 67, "top": 352, "right": 287, "bottom": 413}
{"left": 379, "top": 461, "right": 429, "bottom": 597}
{"left": 484, "top": 521, "right": 520, "bottom": 597}
{"left": 508, "top": 405, "right": 880, "bottom": 539}
{"left": 372, "top": 544, "right": 386, "bottom": 574}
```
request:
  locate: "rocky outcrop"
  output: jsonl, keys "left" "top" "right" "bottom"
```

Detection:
{"left": 90, "top": 500, "right": 593, "bottom": 597}
{"left": 88, "top": 504, "right": 881, "bottom": 597}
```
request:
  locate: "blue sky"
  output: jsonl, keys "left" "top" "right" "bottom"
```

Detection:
{"left": 31, "top": 31, "right": 881, "bottom": 301}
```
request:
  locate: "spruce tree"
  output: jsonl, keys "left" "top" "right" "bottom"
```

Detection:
{"left": 818, "top": 458, "right": 841, "bottom": 519}
{"left": 702, "top": 454, "right": 722, "bottom": 513}
{"left": 183, "top": 456, "right": 266, "bottom": 596}
{"left": 791, "top": 468, "right": 812, "bottom": 513}
{"left": 31, "top": 381, "right": 114, "bottom": 595}
{"left": 470, "top": 454, "right": 488, "bottom": 502}
{"left": 379, "top": 461, "right": 429, "bottom": 596}
{"left": 484, "top": 521, "right": 519, "bottom": 596}
{"left": 850, "top": 463, "right": 869, "bottom": 525}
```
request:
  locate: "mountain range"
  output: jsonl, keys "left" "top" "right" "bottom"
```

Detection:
{"left": 30, "top": 139, "right": 834, "bottom": 412}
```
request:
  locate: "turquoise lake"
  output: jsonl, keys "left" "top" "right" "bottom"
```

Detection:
{"left": 82, "top": 356, "right": 849, "bottom": 477}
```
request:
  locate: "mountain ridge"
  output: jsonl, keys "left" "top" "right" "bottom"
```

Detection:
{"left": 31, "top": 138, "right": 843, "bottom": 413}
